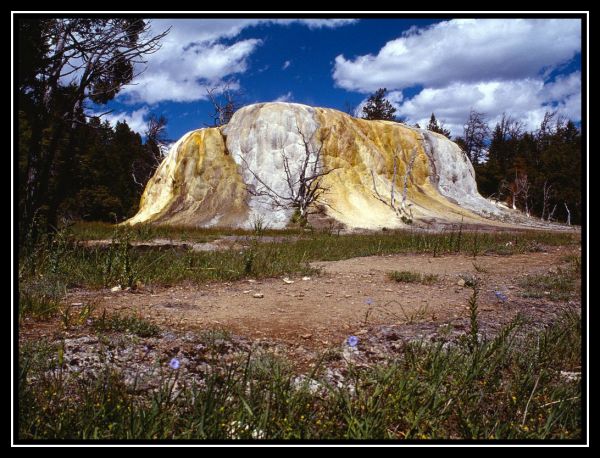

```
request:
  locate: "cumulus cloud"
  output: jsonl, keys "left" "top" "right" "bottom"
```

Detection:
{"left": 282, "top": 60, "right": 291, "bottom": 70}
{"left": 333, "top": 19, "right": 581, "bottom": 92}
{"left": 335, "top": 19, "right": 581, "bottom": 134}
{"left": 120, "top": 19, "right": 357, "bottom": 104}
{"left": 397, "top": 72, "right": 581, "bottom": 135}
{"left": 119, "top": 32, "right": 260, "bottom": 104}
{"left": 89, "top": 107, "right": 150, "bottom": 134}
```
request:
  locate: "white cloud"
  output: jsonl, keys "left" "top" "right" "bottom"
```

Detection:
{"left": 120, "top": 32, "right": 260, "bottom": 104}
{"left": 396, "top": 73, "right": 581, "bottom": 135}
{"left": 273, "top": 91, "right": 293, "bottom": 102}
{"left": 90, "top": 107, "right": 150, "bottom": 134}
{"left": 335, "top": 19, "right": 581, "bottom": 135}
{"left": 276, "top": 19, "right": 358, "bottom": 29}
{"left": 282, "top": 60, "right": 291, "bottom": 70}
{"left": 119, "top": 19, "right": 357, "bottom": 105}
{"left": 333, "top": 19, "right": 581, "bottom": 92}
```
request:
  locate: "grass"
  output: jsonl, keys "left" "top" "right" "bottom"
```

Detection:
{"left": 18, "top": 225, "right": 579, "bottom": 290}
{"left": 388, "top": 271, "right": 439, "bottom": 285}
{"left": 17, "top": 224, "right": 582, "bottom": 441}
{"left": 519, "top": 256, "right": 581, "bottom": 301}
{"left": 18, "top": 280, "right": 65, "bottom": 321}
{"left": 69, "top": 221, "right": 303, "bottom": 242}
{"left": 18, "top": 307, "right": 582, "bottom": 440}
{"left": 92, "top": 311, "right": 161, "bottom": 338}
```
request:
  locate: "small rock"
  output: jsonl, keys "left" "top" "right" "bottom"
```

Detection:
{"left": 344, "top": 294, "right": 352, "bottom": 298}
{"left": 70, "top": 302, "right": 83, "bottom": 307}
{"left": 301, "top": 333, "right": 312, "bottom": 339}
{"left": 248, "top": 279, "right": 257, "bottom": 283}
{"left": 110, "top": 285, "right": 122, "bottom": 292}
{"left": 302, "top": 276, "right": 311, "bottom": 281}
{"left": 457, "top": 279, "right": 466, "bottom": 287}
{"left": 560, "top": 371, "right": 581, "bottom": 382}
{"left": 253, "top": 293, "right": 264, "bottom": 298}
{"left": 243, "top": 290, "right": 252, "bottom": 294}
{"left": 282, "top": 277, "right": 294, "bottom": 284}
{"left": 385, "top": 288, "right": 394, "bottom": 292}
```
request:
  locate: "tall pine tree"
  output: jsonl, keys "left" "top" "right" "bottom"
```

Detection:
{"left": 426, "top": 113, "right": 452, "bottom": 138}
{"left": 361, "top": 88, "right": 397, "bottom": 121}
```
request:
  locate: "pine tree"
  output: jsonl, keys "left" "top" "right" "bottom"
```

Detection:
{"left": 361, "top": 88, "right": 397, "bottom": 121}
{"left": 426, "top": 113, "right": 452, "bottom": 138}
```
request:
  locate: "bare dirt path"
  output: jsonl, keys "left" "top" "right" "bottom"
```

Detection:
{"left": 67, "top": 244, "right": 579, "bottom": 347}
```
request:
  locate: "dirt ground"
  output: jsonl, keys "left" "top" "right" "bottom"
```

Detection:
{"left": 66, "top": 244, "right": 580, "bottom": 348}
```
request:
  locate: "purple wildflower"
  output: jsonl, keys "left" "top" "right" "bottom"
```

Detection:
{"left": 494, "top": 291, "right": 508, "bottom": 302}
{"left": 169, "top": 358, "right": 180, "bottom": 370}
{"left": 347, "top": 336, "right": 359, "bottom": 347}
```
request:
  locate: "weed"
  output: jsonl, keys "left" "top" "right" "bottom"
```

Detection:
{"left": 19, "top": 228, "right": 578, "bottom": 289}
{"left": 19, "top": 280, "right": 65, "bottom": 321}
{"left": 467, "top": 283, "right": 480, "bottom": 353}
{"left": 92, "top": 311, "right": 161, "bottom": 338}
{"left": 18, "top": 306, "right": 582, "bottom": 440}
{"left": 388, "top": 271, "right": 438, "bottom": 285}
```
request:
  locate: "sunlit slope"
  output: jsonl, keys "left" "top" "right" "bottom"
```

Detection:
{"left": 127, "top": 128, "right": 249, "bottom": 227}
{"left": 127, "top": 102, "right": 509, "bottom": 229}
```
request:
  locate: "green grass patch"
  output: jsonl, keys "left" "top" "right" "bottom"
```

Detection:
{"left": 519, "top": 256, "right": 580, "bottom": 301}
{"left": 18, "top": 280, "right": 65, "bottom": 321}
{"left": 92, "top": 311, "right": 161, "bottom": 338}
{"left": 388, "top": 271, "right": 439, "bottom": 285}
{"left": 18, "top": 309, "right": 582, "bottom": 440}
{"left": 70, "top": 221, "right": 303, "bottom": 242}
{"left": 19, "top": 226, "right": 579, "bottom": 289}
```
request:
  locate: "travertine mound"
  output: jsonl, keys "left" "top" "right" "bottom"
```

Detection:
{"left": 127, "top": 102, "right": 513, "bottom": 229}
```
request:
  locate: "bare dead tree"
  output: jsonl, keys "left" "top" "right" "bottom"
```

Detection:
{"left": 541, "top": 180, "right": 554, "bottom": 221}
{"left": 400, "top": 148, "right": 418, "bottom": 218}
{"left": 493, "top": 113, "right": 524, "bottom": 144}
{"left": 206, "top": 82, "right": 242, "bottom": 127}
{"left": 22, "top": 18, "right": 170, "bottom": 236}
{"left": 132, "top": 114, "right": 170, "bottom": 188}
{"left": 240, "top": 123, "right": 338, "bottom": 222}
{"left": 462, "top": 109, "right": 490, "bottom": 165}
{"left": 41, "top": 19, "right": 169, "bottom": 119}
{"left": 514, "top": 173, "right": 531, "bottom": 217}
{"left": 564, "top": 202, "right": 571, "bottom": 226}
{"left": 371, "top": 147, "right": 417, "bottom": 223}
{"left": 547, "top": 204, "right": 558, "bottom": 222}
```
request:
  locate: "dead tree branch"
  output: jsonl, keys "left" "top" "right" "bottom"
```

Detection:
{"left": 240, "top": 123, "right": 338, "bottom": 222}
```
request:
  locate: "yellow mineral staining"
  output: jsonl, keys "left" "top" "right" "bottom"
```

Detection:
{"left": 127, "top": 103, "right": 502, "bottom": 229}
{"left": 314, "top": 108, "right": 485, "bottom": 229}
{"left": 126, "top": 128, "right": 248, "bottom": 227}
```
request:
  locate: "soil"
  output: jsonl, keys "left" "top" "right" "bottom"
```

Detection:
{"left": 64, "top": 244, "right": 580, "bottom": 348}
{"left": 18, "top": 243, "right": 581, "bottom": 383}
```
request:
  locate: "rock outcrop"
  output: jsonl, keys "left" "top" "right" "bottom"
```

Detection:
{"left": 127, "top": 102, "right": 515, "bottom": 229}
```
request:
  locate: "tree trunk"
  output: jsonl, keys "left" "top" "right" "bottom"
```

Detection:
{"left": 564, "top": 203, "right": 571, "bottom": 226}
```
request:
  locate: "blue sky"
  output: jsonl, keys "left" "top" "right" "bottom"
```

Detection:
{"left": 94, "top": 18, "right": 582, "bottom": 141}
